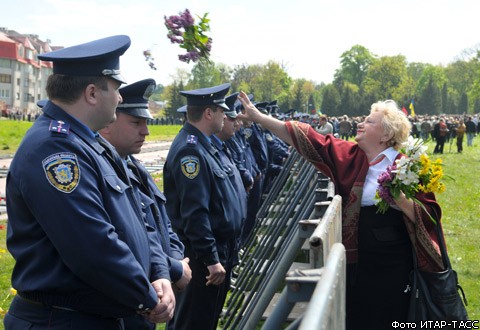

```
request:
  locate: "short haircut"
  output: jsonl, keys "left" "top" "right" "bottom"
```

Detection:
{"left": 46, "top": 74, "right": 110, "bottom": 104}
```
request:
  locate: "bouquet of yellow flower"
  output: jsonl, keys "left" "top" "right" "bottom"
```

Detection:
{"left": 375, "top": 136, "right": 446, "bottom": 223}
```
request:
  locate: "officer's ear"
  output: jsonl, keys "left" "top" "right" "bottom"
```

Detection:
{"left": 204, "top": 106, "right": 215, "bottom": 120}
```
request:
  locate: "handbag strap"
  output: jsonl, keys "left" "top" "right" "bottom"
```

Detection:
{"left": 434, "top": 222, "right": 451, "bottom": 270}
{"left": 412, "top": 222, "right": 451, "bottom": 271}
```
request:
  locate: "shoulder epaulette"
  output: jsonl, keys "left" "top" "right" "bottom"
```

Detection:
{"left": 49, "top": 120, "right": 70, "bottom": 135}
{"left": 186, "top": 135, "right": 198, "bottom": 145}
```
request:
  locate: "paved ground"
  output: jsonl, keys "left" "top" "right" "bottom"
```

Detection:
{"left": 0, "top": 141, "right": 171, "bottom": 220}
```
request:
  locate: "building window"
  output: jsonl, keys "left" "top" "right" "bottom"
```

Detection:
{"left": 0, "top": 74, "right": 12, "bottom": 83}
{"left": 0, "top": 58, "right": 12, "bottom": 69}
{"left": 0, "top": 89, "right": 11, "bottom": 98}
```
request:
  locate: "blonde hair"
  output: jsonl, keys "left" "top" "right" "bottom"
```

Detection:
{"left": 370, "top": 100, "right": 411, "bottom": 150}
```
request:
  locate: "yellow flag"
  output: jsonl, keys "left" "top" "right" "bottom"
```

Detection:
{"left": 409, "top": 100, "right": 415, "bottom": 117}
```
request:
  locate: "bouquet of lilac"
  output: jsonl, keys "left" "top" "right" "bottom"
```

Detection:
{"left": 375, "top": 136, "right": 447, "bottom": 222}
{"left": 164, "top": 9, "right": 212, "bottom": 63}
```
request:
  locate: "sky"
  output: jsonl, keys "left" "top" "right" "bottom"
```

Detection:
{"left": 3, "top": 0, "right": 480, "bottom": 87}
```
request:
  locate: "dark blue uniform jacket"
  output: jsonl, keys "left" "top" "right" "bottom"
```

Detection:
{"left": 129, "top": 156, "right": 185, "bottom": 282}
{"left": 6, "top": 102, "right": 167, "bottom": 318}
{"left": 163, "top": 122, "right": 244, "bottom": 267}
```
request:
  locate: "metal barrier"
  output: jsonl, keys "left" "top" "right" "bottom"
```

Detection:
{"left": 220, "top": 149, "right": 346, "bottom": 330}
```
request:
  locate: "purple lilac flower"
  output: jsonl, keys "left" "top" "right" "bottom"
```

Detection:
{"left": 205, "top": 38, "right": 212, "bottom": 51}
{"left": 181, "top": 9, "right": 195, "bottom": 27}
{"left": 377, "top": 185, "right": 395, "bottom": 205}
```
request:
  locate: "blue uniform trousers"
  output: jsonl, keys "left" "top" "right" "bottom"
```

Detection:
{"left": 5, "top": 296, "right": 124, "bottom": 329}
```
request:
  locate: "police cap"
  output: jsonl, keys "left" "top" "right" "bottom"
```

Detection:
{"left": 116, "top": 78, "right": 155, "bottom": 119}
{"left": 37, "top": 35, "right": 131, "bottom": 84}
{"left": 224, "top": 92, "right": 239, "bottom": 119}
{"left": 180, "top": 83, "right": 230, "bottom": 111}
{"left": 37, "top": 99, "right": 48, "bottom": 108}
{"left": 254, "top": 102, "right": 269, "bottom": 114}
{"left": 267, "top": 100, "right": 279, "bottom": 115}
{"left": 177, "top": 105, "right": 187, "bottom": 113}
{"left": 235, "top": 93, "right": 254, "bottom": 113}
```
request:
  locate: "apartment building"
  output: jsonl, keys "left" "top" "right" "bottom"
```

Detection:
{"left": 0, "top": 28, "right": 57, "bottom": 117}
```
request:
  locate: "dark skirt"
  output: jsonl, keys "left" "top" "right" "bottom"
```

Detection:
{"left": 346, "top": 206, "right": 413, "bottom": 330}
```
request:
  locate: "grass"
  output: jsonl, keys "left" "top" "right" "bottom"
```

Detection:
{"left": 0, "top": 118, "right": 181, "bottom": 157}
{"left": 0, "top": 119, "right": 479, "bottom": 327}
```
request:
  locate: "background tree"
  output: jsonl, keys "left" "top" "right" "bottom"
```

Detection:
{"left": 321, "top": 84, "right": 341, "bottom": 116}
{"left": 163, "top": 80, "right": 185, "bottom": 118}
{"left": 251, "top": 61, "right": 292, "bottom": 102}
{"left": 458, "top": 93, "right": 468, "bottom": 114}
{"left": 362, "top": 55, "right": 408, "bottom": 101}
{"left": 335, "top": 45, "right": 376, "bottom": 87}
{"left": 188, "top": 60, "right": 231, "bottom": 89}
{"left": 418, "top": 77, "right": 442, "bottom": 115}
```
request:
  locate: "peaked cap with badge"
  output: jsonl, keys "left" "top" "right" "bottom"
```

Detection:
{"left": 177, "top": 105, "right": 187, "bottom": 113}
{"left": 224, "top": 92, "right": 239, "bottom": 119}
{"left": 37, "top": 35, "right": 131, "bottom": 84}
{"left": 254, "top": 101, "right": 269, "bottom": 115}
{"left": 180, "top": 83, "right": 231, "bottom": 111}
{"left": 116, "top": 78, "right": 156, "bottom": 119}
{"left": 235, "top": 93, "right": 254, "bottom": 113}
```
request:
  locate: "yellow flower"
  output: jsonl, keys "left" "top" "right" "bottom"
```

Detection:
{"left": 9, "top": 288, "right": 17, "bottom": 296}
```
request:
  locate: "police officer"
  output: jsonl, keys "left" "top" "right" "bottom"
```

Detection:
{"left": 225, "top": 97, "right": 255, "bottom": 193}
{"left": 163, "top": 83, "right": 244, "bottom": 330}
{"left": 99, "top": 79, "right": 192, "bottom": 329}
{"left": 5, "top": 36, "right": 174, "bottom": 329}
{"left": 212, "top": 92, "right": 248, "bottom": 219}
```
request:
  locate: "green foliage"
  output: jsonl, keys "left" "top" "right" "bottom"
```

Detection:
{"left": 0, "top": 120, "right": 34, "bottom": 156}
{"left": 336, "top": 44, "right": 376, "bottom": 86}
{"left": 163, "top": 43, "right": 480, "bottom": 116}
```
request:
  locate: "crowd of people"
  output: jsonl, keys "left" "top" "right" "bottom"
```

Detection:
{"left": 3, "top": 34, "right": 474, "bottom": 330}
{"left": 312, "top": 113, "right": 479, "bottom": 153}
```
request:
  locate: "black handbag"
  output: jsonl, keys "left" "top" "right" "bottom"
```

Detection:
{"left": 408, "top": 223, "right": 469, "bottom": 324}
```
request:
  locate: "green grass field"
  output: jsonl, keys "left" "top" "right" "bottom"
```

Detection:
{"left": 0, "top": 119, "right": 478, "bottom": 328}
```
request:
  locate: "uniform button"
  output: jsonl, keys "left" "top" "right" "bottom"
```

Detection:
{"left": 141, "top": 202, "right": 145, "bottom": 207}
{"left": 138, "top": 304, "right": 144, "bottom": 309}
{"left": 116, "top": 185, "right": 121, "bottom": 191}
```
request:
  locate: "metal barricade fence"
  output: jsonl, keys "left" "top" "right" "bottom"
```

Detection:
{"left": 220, "top": 149, "right": 346, "bottom": 330}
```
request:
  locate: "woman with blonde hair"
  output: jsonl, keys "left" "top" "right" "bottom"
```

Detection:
{"left": 237, "top": 95, "right": 446, "bottom": 330}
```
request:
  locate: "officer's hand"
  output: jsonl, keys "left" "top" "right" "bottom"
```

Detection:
{"left": 143, "top": 279, "right": 175, "bottom": 323}
{"left": 206, "top": 263, "right": 226, "bottom": 286}
{"left": 174, "top": 258, "right": 192, "bottom": 291}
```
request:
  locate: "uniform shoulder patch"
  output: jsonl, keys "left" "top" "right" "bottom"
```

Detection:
{"left": 186, "top": 135, "right": 198, "bottom": 145}
{"left": 42, "top": 153, "right": 80, "bottom": 193}
{"left": 180, "top": 155, "right": 200, "bottom": 179}
{"left": 49, "top": 120, "right": 70, "bottom": 135}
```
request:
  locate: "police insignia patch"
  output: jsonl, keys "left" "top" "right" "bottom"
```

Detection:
{"left": 42, "top": 153, "right": 80, "bottom": 193}
{"left": 180, "top": 156, "right": 200, "bottom": 179}
{"left": 49, "top": 120, "right": 70, "bottom": 135}
{"left": 244, "top": 128, "right": 252, "bottom": 139}
{"left": 186, "top": 135, "right": 198, "bottom": 145}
